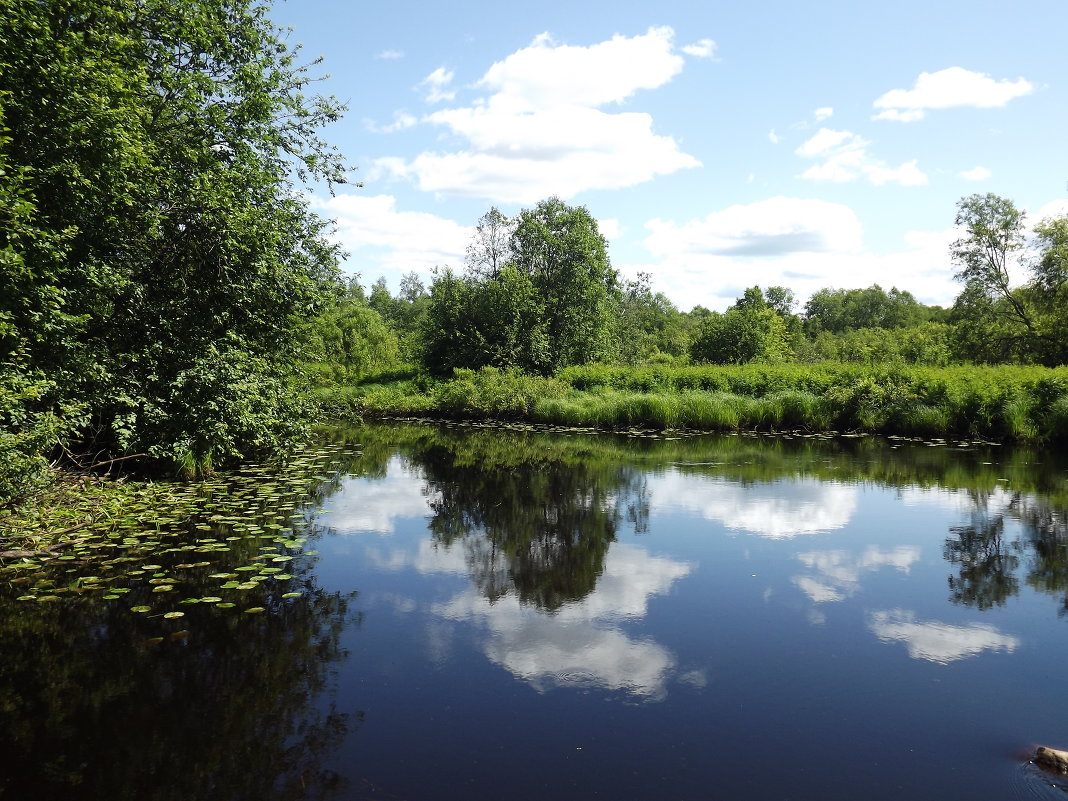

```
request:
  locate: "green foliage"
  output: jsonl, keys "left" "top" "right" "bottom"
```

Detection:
{"left": 510, "top": 197, "right": 618, "bottom": 369}
{"left": 302, "top": 288, "right": 400, "bottom": 384}
{"left": 689, "top": 305, "right": 791, "bottom": 364}
{"left": 947, "top": 192, "right": 1068, "bottom": 366}
{"left": 335, "top": 363, "right": 1068, "bottom": 442}
{"left": 803, "top": 285, "right": 930, "bottom": 334}
{"left": 0, "top": 0, "right": 348, "bottom": 496}
{"left": 796, "top": 322, "right": 953, "bottom": 366}
{"left": 422, "top": 198, "right": 619, "bottom": 375}
{"left": 615, "top": 273, "right": 690, "bottom": 364}
{"left": 0, "top": 361, "right": 64, "bottom": 504}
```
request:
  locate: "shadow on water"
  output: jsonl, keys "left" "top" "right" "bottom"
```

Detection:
{"left": 0, "top": 447, "right": 362, "bottom": 801}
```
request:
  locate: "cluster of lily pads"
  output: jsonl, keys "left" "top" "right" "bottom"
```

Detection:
{"left": 0, "top": 444, "right": 359, "bottom": 631}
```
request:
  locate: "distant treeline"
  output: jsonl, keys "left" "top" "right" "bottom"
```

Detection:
{"left": 304, "top": 194, "right": 1068, "bottom": 383}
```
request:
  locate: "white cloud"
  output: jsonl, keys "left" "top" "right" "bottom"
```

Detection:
{"left": 376, "top": 27, "right": 700, "bottom": 202}
{"left": 310, "top": 194, "right": 470, "bottom": 282}
{"left": 813, "top": 106, "right": 834, "bottom": 121}
{"left": 479, "top": 27, "right": 684, "bottom": 109}
{"left": 867, "top": 609, "right": 1019, "bottom": 664}
{"left": 682, "top": 38, "right": 716, "bottom": 58}
{"left": 873, "top": 67, "right": 1034, "bottom": 121}
{"left": 1034, "top": 199, "right": 1068, "bottom": 221}
{"left": 376, "top": 49, "right": 404, "bottom": 60}
{"left": 959, "top": 166, "right": 992, "bottom": 181}
{"left": 796, "top": 128, "right": 928, "bottom": 186}
{"left": 768, "top": 129, "right": 782, "bottom": 144}
{"left": 645, "top": 196, "right": 864, "bottom": 259}
{"left": 872, "top": 108, "right": 925, "bottom": 123}
{"left": 364, "top": 110, "right": 418, "bottom": 134}
{"left": 419, "top": 67, "right": 456, "bottom": 103}
{"left": 865, "top": 160, "right": 927, "bottom": 186}
{"left": 630, "top": 204, "right": 961, "bottom": 312}
{"left": 597, "top": 218, "right": 622, "bottom": 240}
{"left": 795, "top": 127, "right": 856, "bottom": 158}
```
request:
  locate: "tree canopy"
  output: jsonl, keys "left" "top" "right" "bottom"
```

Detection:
{"left": 0, "top": 0, "right": 349, "bottom": 497}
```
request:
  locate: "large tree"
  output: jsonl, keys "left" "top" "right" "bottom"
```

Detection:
{"left": 423, "top": 198, "right": 619, "bottom": 375}
{"left": 949, "top": 193, "right": 1068, "bottom": 364}
{"left": 509, "top": 197, "right": 618, "bottom": 371}
{"left": 0, "top": 0, "right": 348, "bottom": 491}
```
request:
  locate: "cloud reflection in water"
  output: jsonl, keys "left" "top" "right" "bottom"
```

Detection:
{"left": 867, "top": 609, "right": 1019, "bottom": 664}
{"left": 435, "top": 543, "right": 693, "bottom": 699}
{"left": 650, "top": 474, "right": 858, "bottom": 538}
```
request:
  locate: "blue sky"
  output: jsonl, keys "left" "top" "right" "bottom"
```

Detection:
{"left": 275, "top": 0, "right": 1067, "bottom": 311}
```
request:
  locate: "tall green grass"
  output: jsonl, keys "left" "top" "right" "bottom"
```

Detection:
{"left": 325, "top": 363, "right": 1068, "bottom": 442}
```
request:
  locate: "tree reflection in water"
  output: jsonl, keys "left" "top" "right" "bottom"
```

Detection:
{"left": 944, "top": 489, "right": 1068, "bottom": 615}
{"left": 417, "top": 439, "right": 649, "bottom": 611}
{"left": 0, "top": 560, "right": 357, "bottom": 801}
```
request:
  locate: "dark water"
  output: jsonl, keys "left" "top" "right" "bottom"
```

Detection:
{"left": 4, "top": 423, "right": 1068, "bottom": 800}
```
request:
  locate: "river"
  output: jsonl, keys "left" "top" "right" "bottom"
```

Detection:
{"left": 2, "top": 422, "right": 1067, "bottom": 800}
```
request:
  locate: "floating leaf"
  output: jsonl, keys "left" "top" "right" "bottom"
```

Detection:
{"left": 131, "top": 606, "right": 152, "bottom": 613}
{"left": 200, "top": 596, "right": 222, "bottom": 603}
{"left": 244, "top": 607, "right": 266, "bottom": 614}
{"left": 281, "top": 592, "right": 301, "bottom": 599}
{"left": 216, "top": 602, "right": 236, "bottom": 608}
{"left": 163, "top": 611, "right": 185, "bottom": 619}
{"left": 152, "top": 585, "right": 175, "bottom": 593}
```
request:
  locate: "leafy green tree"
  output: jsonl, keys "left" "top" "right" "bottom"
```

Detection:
{"left": 689, "top": 305, "right": 791, "bottom": 365}
{"left": 0, "top": 0, "right": 348, "bottom": 488}
{"left": 948, "top": 194, "right": 1068, "bottom": 365}
{"left": 1029, "top": 216, "right": 1068, "bottom": 364}
{"left": 803, "top": 285, "right": 927, "bottom": 334}
{"left": 423, "top": 198, "right": 619, "bottom": 375}
{"left": 510, "top": 197, "right": 619, "bottom": 371}
{"left": 303, "top": 295, "right": 399, "bottom": 383}
{"left": 948, "top": 193, "right": 1039, "bottom": 362}
{"left": 615, "top": 273, "right": 689, "bottom": 364}
{"left": 421, "top": 268, "right": 479, "bottom": 375}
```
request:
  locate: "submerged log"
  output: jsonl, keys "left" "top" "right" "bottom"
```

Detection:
{"left": 1034, "top": 746, "right": 1068, "bottom": 774}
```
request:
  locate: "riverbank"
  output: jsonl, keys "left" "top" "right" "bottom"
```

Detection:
{"left": 320, "top": 362, "right": 1068, "bottom": 442}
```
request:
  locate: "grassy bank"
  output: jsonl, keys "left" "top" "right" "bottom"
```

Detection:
{"left": 320, "top": 363, "right": 1068, "bottom": 442}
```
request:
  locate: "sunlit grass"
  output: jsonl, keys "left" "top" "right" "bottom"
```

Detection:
{"left": 324, "top": 362, "right": 1068, "bottom": 442}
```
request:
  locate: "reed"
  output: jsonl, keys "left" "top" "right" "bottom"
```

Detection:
{"left": 326, "top": 363, "right": 1068, "bottom": 442}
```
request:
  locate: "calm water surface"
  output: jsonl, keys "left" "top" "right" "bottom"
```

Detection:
{"left": 4, "top": 423, "right": 1068, "bottom": 800}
